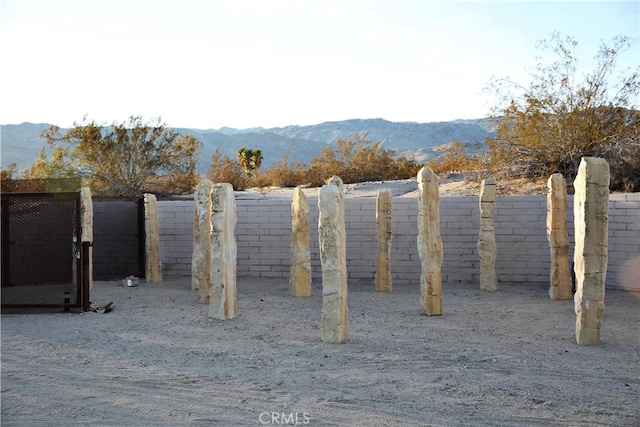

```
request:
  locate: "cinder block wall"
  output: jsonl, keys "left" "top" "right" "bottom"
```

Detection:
{"left": 156, "top": 193, "right": 639, "bottom": 291}
{"left": 93, "top": 201, "right": 140, "bottom": 279}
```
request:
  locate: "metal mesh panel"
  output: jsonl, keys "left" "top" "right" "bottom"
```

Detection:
{"left": 1, "top": 193, "right": 79, "bottom": 307}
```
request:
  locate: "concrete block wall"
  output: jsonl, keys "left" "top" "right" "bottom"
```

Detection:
{"left": 606, "top": 193, "right": 640, "bottom": 290}
{"left": 155, "top": 193, "right": 638, "bottom": 291}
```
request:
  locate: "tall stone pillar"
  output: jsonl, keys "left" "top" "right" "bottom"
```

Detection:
{"left": 144, "top": 193, "right": 162, "bottom": 283}
{"left": 417, "top": 167, "right": 443, "bottom": 315}
{"left": 290, "top": 187, "right": 312, "bottom": 297}
{"left": 80, "top": 187, "right": 93, "bottom": 290}
{"left": 318, "top": 176, "right": 347, "bottom": 343}
{"left": 192, "top": 179, "right": 214, "bottom": 303}
{"left": 478, "top": 178, "right": 498, "bottom": 291}
{"left": 573, "top": 157, "right": 609, "bottom": 345}
{"left": 209, "top": 183, "right": 237, "bottom": 320}
{"left": 546, "top": 173, "right": 572, "bottom": 300}
{"left": 376, "top": 190, "right": 393, "bottom": 292}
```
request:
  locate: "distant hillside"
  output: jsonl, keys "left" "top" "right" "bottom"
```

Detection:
{"left": 1, "top": 123, "right": 57, "bottom": 172}
{"left": 1, "top": 118, "right": 494, "bottom": 175}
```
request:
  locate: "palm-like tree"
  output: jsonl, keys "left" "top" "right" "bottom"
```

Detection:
{"left": 237, "top": 147, "right": 262, "bottom": 176}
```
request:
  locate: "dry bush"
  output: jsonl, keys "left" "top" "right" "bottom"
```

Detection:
{"left": 303, "top": 133, "right": 421, "bottom": 185}
{"left": 425, "top": 141, "right": 482, "bottom": 177}
{"left": 603, "top": 138, "right": 640, "bottom": 192}
{"left": 248, "top": 134, "right": 420, "bottom": 188}
{"left": 206, "top": 149, "right": 249, "bottom": 191}
{"left": 261, "top": 153, "right": 307, "bottom": 187}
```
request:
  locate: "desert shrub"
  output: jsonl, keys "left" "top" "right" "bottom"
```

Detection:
{"left": 206, "top": 134, "right": 425, "bottom": 190}
{"left": 425, "top": 141, "right": 482, "bottom": 176}
{"left": 604, "top": 138, "right": 640, "bottom": 192}
{"left": 261, "top": 153, "right": 307, "bottom": 187}
{"left": 485, "top": 33, "right": 639, "bottom": 190}
{"left": 206, "top": 149, "right": 249, "bottom": 191}
{"left": 304, "top": 133, "right": 420, "bottom": 185}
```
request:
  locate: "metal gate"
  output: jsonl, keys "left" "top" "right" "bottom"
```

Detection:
{"left": 1, "top": 191, "right": 90, "bottom": 312}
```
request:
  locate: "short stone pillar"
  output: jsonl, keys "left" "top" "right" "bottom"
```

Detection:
{"left": 417, "top": 167, "right": 443, "bottom": 315}
{"left": 192, "top": 179, "right": 214, "bottom": 303}
{"left": 290, "top": 187, "right": 311, "bottom": 297}
{"left": 478, "top": 178, "right": 498, "bottom": 291}
{"left": 376, "top": 190, "right": 393, "bottom": 292}
{"left": 546, "top": 173, "right": 572, "bottom": 300}
{"left": 144, "top": 193, "right": 162, "bottom": 283}
{"left": 80, "top": 187, "right": 94, "bottom": 290}
{"left": 209, "top": 183, "right": 238, "bottom": 320}
{"left": 573, "top": 157, "right": 609, "bottom": 345}
{"left": 318, "top": 176, "right": 348, "bottom": 343}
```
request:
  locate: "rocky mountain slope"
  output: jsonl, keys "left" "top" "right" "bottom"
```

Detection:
{"left": 1, "top": 118, "right": 495, "bottom": 174}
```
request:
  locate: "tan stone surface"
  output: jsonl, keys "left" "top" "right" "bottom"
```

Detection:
{"left": 144, "top": 193, "right": 162, "bottom": 283}
{"left": 318, "top": 176, "right": 348, "bottom": 343}
{"left": 478, "top": 178, "right": 498, "bottom": 291}
{"left": 192, "top": 179, "right": 213, "bottom": 301}
{"left": 80, "top": 187, "right": 94, "bottom": 290}
{"left": 209, "top": 183, "right": 238, "bottom": 320}
{"left": 417, "top": 167, "right": 443, "bottom": 315}
{"left": 376, "top": 190, "right": 393, "bottom": 293}
{"left": 80, "top": 187, "right": 93, "bottom": 242}
{"left": 573, "top": 157, "right": 610, "bottom": 345}
{"left": 290, "top": 187, "right": 312, "bottom": 297}
{"left": 546, "top": 174, "right": 572, "bottom": 300}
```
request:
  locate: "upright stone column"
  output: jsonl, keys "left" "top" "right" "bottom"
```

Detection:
{"left": 209, "top": 183, "right": 237, "bottom": 320}
{"left": 290, "top": 187, "right": 312, "bottom": 297}
{"left": 573, "top": 157, "right": 609, "bottom": 345}
{"left": 144, "top": 193, "right": 162, "bottom": 283}
{"left": 318, "top": 176, "right": 347, "bottom": 343}
{"left": 80, "top": 187, "right": 94, "bottom": 290}
{"left": 478, "top": 178, "right": 498, "bottom": 291}
{"left": 417, "top": 167, "right": 443, "bottom": 315}
{"left": 192, "top": 179, "right": 214, "bottom": 303}
{"left": 547, "top": 173, "right": 572, "bottom": 300}
{"left": 376, "top": 190, "right": 393, "bottom": 292}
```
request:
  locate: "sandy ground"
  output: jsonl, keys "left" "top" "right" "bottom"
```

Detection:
{"left": 2, "top": 277, "right": 639, "bottom": 426}
{"left": 238, "top": 175, "right": 549, "bottom": 200}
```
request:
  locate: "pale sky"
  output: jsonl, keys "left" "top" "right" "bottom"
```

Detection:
{"left": 1, "top": 0, "right": 638, "bottom": 129}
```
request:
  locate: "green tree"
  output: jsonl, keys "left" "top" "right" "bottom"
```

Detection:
{"left": 39, "top": 116, "right": 202, "bottom": 197}
{"left": 485, "top": 32, "right": 640, "bottom": 190}
{"left": 237, "top": 147, "right": 263, "bottom": 176}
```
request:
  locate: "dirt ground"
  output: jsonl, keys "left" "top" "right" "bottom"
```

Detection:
{"left": 240, "top": 175, "right": 549, "bottom": 199}
{"left": 2, "top": 277, "right": 638, "bottom": 426}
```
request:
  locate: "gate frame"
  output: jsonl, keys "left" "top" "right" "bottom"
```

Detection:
{"left": 1, "top": 191, "right": 90, "bottom": 312}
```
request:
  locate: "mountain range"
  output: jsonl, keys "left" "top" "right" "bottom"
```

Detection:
{"left": 1, "top": 118, "right": 495, "bottom": 175}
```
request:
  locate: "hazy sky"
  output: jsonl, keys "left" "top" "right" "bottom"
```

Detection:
{"left": 1, "top": 0, "right": 638, "bottom": 129}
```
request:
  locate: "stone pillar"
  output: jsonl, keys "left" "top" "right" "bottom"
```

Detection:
{"left": 417, "top": 167, "right": 443, "bottom": 315}
{"left": 144, "top": 193, "right": 162, "bottom": 283}
{"left": 546, "top": 173, "right": 572, "bottom": 300}
{"left": 318, "top": 176, "right": 347, "bottom": 343}
{"left": 478, "top": 178, "right": 498, "bottom": 291}
{"left": 573, "top": 157, "right": 609, "bottom": 345}
{"left": 290, "top": 187, "right": 311, "bottom": 297}
{"left": 209, "top": 183, "right": 237, "bottom": 320}
{"left": 80, "top": 187, "right": 93, "bottom": 290}
{"left": 192, "top": 179, "right": 214, "bottom": 303}
{"left": 376, "top": 190, "right": 393, "bottom": 292}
